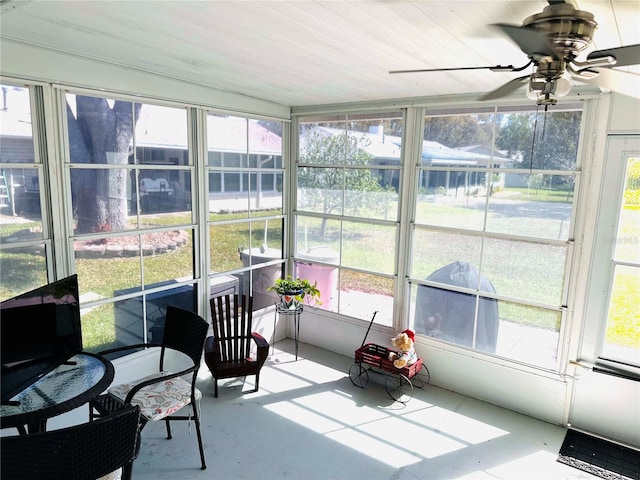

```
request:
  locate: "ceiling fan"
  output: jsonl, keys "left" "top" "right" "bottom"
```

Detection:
{"left": 390, "top": 0, "right": 640, "bottom": 105}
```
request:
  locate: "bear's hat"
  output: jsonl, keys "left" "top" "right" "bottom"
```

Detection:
{"left": 402, "top": 329, "right": 415, "bottom": 342}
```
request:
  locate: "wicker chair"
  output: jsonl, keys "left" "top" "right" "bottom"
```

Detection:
{"left": 205, "top": 294, "right": 269, "bottom": 397}
{"left": 89, "top": 305, "right": 209, "bottom": 473}
{"left": 1, "top": 405, "right": 141, "bottom": 480}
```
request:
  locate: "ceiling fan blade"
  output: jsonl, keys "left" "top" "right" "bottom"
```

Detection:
{"left": 493, "top": 23, "right": 560, "bottom": 61}
{"left": 587, "top": 44, "right": 640, "bottom": 68}
{"left": 580, "top": 68, "right": 640, "bottom": 98}
{"left": 479, "top": 75, "right": 529, "bottom": 101}
{"left": 389, "top": 65, "right": 515, "bottom": 74}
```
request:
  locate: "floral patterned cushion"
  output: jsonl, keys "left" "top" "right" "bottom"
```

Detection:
{"left": 108, "top": 371, "right": 202, "bottom": 422}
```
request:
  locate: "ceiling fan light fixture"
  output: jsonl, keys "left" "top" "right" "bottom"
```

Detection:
{"left": 526, "top": 74, "right": 571, "bottom": 104}
{"left": 526, "top": 74, "right": 549, "bottom": 99}
{"left": 554, "top": 76, "right": 572, "bottom": 97}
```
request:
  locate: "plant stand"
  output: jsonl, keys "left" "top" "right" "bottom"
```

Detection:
{"left": 274, "top": 303, "right": 304, "bottom": 360}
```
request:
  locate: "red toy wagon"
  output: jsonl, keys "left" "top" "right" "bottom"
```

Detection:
{"left": 348, "top": 313, "right": 430, "bottom": 403}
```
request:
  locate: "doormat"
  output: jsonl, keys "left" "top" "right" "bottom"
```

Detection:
{"left": 557, "top": 429, "right": 640, "bottom": 480}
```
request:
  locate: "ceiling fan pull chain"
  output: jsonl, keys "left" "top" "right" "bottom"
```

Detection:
{"left": 529, "top": 104, "right": 541, "bottom": 174}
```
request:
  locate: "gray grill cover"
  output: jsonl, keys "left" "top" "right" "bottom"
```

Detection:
{"left": 415, "top": 261, "right": 499, "bottom": 353}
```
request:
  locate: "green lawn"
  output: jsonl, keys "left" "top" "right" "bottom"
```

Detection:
{"left": 1, "top": 188, "right": 637, "bottom": 351}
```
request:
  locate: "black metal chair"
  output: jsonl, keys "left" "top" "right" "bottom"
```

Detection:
{"left": 90, "top": 305, "right": 209, "bottom": 474}
{"left": 1, "top": 405, "right": 141, "bottom": 480}
{"left": 205, "top": 294, "right": 269, "bottom": 397}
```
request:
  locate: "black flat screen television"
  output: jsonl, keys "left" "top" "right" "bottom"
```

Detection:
{"left": 1, "top": 274, "right": 83, "bottom": 404}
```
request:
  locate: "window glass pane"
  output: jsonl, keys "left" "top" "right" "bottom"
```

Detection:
{"left": 74, "top": 234, "right": 143, "bottom": 295}
{"left": 135, "top": 104, "right": 188, "bottom": 166}
{"left": 415, "top": 169, "right": 487, "bottom": 229}
{"left": 75, "top": 230, "right": 193, "bottom": 296}
{"left": 256, "top": 217, "right": 283, "bottom": 256}
{"left": 613, "top": 157, "right": 640, "bottom": 264}
{"left": 412, "top": 284, "right": 499, "bottom": 353}
{"left": 208, "top": 169, "right": 248, "bottom": 219}
{"left": 495, "top": 110, "right": 581, "bottom": 171}
{"left": 208, "top": 151, "right": 222, "bottom": 167}
{"left": 70, "top": 168, "right": 135, "bottom": 234}
{"left": 210, "top": 222, "right": 249, "bottom": 272}
{"left": 248, "top": 119, "right": 282, "bottom": 156}
{"left": 0, "top": 168, "right": 44, "bottom": 223}
{"left": 342, "top": 221, "right": 395, "bottom": 274}
{"left": 83, "top": 284, "right": 197, "bottom": 352}
{"left": 1, "top": 85, "right": 50, "bottom": 297}
{"left": 602, "top": 265, "right": 640, "bottom": 364}
{"left": 0, "top": 85, "right": 35, "bottom": 164}
{"left": 298, "top": 166, "right": 344, "bottom": 215}
{"left": 295, "top": 215, "right": 341, "bottom": 260}
{"left": 602, "top": 156, "right": 640, "bottom": 365}
{"left": 482, "top": 238, "right": 566, "bottom": 305}
{"left": 211, "top": 220, "right": 282, "bottom": 274}
{"left": 207, "top": 114, "right": 248, "bottom": 163}
{"left": 495, "top": 300, "right": 560, "bottom": 369}
{"left": 210, "top": 273, "right": 241, "bottom": 299}
{"left": 410, "top": 284, "right": 559, "bottom": 369}
{"left": 411, "top": 230, "right": 482, "bottom": 280}
{"left": 0, "top": 86, "right": 47, "bottom": 272}
{"left": 139, "top": 168, "right": 192, "bottom": 220}
{"left": 250, "top": 263, "right": 284, "bottom": 310}
{"left": 299, "top": 122, "right": 347, "bottom": 165}
{"left": 0, "top": 193, "right": 44, "bottom": 245}
{"left": 344, "top": 168, "right": 399, "bottom": 221}
{"left": 142, "top": 229, "right": 194, "bottom": 287}
{"left": 423, "top": 113, "right": 495, "bottom": 158}
{"left": 66, "top": 95, "right": 134, "bottom": 234}
{"left": 486, "top": 173, "right": 574, "bottom": 240}
{"left": 66, "top": 94, "right": 136, "bottom": 166}
{"left": 248, "top": 170, "right": 283, "bottom": 217}
{"left": 294, "top": 257, "right": 339, "bottom": 310}
{"left": 81, "top": 302, "right": 119, "bottom": 353}
{"left": 423, "top": 113, "right": 498, "bottom": 168}
{"left": 0, "top": 246, "right": 48, "bottom": 300}
{"left": 338, "top": 270, "right": 394, "bottom": 325}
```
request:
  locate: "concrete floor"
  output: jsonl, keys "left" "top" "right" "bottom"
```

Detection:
{"left": 131, "top": 339, "right": 598, "bottom": 480}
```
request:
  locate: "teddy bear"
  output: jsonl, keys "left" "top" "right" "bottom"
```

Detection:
{"left": 388, "top": 329, "right": 417, "bottom": 369}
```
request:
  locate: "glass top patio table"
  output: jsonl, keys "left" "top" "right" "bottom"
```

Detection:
{"left": 0, "top": 352, "right": 114, "bottom": 434}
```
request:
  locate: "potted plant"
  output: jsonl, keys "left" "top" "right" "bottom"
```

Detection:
{"left": 268, "top": 275, "right": 322, "bottom": 310}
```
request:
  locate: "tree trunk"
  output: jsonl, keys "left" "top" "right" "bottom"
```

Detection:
{"left": 68, "top": 97, "right": 140, "bottom": 234}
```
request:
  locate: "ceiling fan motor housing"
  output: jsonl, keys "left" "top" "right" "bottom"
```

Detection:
{"left": 523, "top": 3, "right": 597, "bottom": 61}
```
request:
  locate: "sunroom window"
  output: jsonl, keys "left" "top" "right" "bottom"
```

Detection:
{"left": 408, "top": 106, "right": 582, "bottom": 371}
{"left": 295, "top": 112, "right": 403, "bottom": 326}
{"left": 64, "top": 93, "right": 197, "bottom": 353}
{"left": 206, "top": 114, "right": 285, "bottom": 311}
{"left": 0, "top": 83, "right": 50, "bottom": 298}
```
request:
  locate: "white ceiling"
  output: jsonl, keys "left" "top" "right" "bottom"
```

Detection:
{"left": 1, "top": 0, "right": 638, "bottom": 108}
